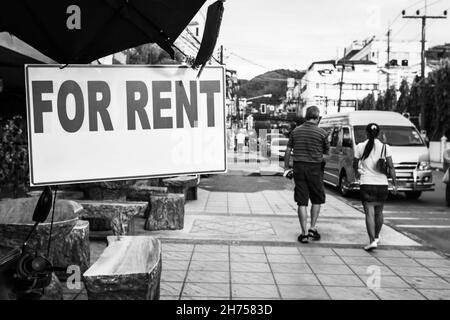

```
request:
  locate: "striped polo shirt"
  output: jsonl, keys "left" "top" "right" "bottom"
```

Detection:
{"left": 287, "top": 122, "right": 330, "bottom": 163}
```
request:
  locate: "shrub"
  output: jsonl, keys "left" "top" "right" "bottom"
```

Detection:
{"left": 0, "top": 116, "right": 29, "bottom": 197}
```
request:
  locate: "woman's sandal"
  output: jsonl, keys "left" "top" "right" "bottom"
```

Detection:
{"left": 298, "top": 234, "right": 309, "bottom": 243}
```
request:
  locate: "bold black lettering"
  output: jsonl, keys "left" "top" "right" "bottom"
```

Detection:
{"left": 176, "top": 81, "right": 198, "bottom": 128}
{"left": 126, "top": 81, "right": 150, "bottom": 130}
{"left": 153, "top": 81, "right": 173, "bottom": 129}
{"left": 57, "top": 80, "right": 84, "bottom": 133}
{"left": 88, "top": 81, "right": 113, "bottom": 131}
{"left": 200, "top": 81, "right": 221, "bottom": 127}
{"left": 32, "top": 81, "right": 53, "bottom": 133}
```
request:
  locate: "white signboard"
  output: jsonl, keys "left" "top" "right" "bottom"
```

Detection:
{"left": 25, "top": 65, "right": 227, "bottom": 186}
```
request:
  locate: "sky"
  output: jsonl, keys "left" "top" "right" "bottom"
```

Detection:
{"left": 208, "top": 0, "right": 450, "bottom": 79}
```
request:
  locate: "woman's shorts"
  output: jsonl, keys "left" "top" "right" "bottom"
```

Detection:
{"left": 360, "top": 185, "right": 388, "bottom": 203}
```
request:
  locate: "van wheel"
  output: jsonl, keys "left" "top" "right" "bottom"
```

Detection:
{"left": 339, "top": 173, "right": 350, "bottom": 197}
{"left": 405, "top": 191, "right": 422, "bottom": 200}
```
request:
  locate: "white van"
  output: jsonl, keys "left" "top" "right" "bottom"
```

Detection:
{"left": 319, "top": 111, "right": 434, "bottom": 199}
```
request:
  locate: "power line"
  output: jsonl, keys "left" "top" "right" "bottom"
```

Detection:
{"left": 418, "top": 0, "right": 446, "bottom": 10}
{"left": 229, "top": 52, "right": 271, "bottom": 70}
{"left": 392, "top": 19, "right": 411, "bottom": 38}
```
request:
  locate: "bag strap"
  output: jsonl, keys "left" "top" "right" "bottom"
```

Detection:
{"left": 380, "top": 143, "right": 386, "bottom": 159}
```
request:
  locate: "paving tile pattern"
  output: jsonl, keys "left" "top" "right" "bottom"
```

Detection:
{"left": 155, "top": 242, "right": 450, "bottom": 300}
{"left": 185, "top": 189, "right": 363, "bottom": 218}
{"left": 64, "top": 241, "right": 450, "bottom": 300}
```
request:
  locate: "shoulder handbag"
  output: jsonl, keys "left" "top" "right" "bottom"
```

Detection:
{"left": 376, "top": 143, "right": 389, "bottom": 176}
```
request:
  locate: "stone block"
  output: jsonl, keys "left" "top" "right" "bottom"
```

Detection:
{"left": 78, "top": 201, "right": 147, "bottom": 235}
{"left": 83, "top": 236, "right": 161, "bottom": 300}
{"left": 126, "top": 185, "right": 168, "bottom": 202}
{"left": 144, "top": 194, "right": 185, "bottom": 231}
{"left": 162, "top": 176, "right": 198, "bottom": 201}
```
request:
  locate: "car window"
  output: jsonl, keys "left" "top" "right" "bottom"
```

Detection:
{"left": 343, "top": 127, "right": 350, "bottom": 139}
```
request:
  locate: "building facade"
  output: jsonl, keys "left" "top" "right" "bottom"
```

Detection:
{"left": 174, "top": 10, "right": 206, "bottom": 58}
{"left": 344, "top": 37, "right": 426, "bottom": 92}
{"left": 299, "top": 60, "right": 378, "bottom": 116}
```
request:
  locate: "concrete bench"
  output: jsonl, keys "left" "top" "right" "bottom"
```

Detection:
{"left": 162, "top": 175, "right": 199, "bottom": 201}
{"left": 83, "top": 236, "right": 161, "bottom": 300}
{"left": 78, "top": 201, "right": 148, "bottom": 236}
{"left": 144, "top": 194, "right": 185, "bottom": 231}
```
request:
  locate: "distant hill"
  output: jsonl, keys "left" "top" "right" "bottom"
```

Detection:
{"left": 237, "top": 69, "right": 305, "bottom": 102}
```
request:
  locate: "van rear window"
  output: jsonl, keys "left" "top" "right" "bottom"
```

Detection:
{"left": 354, "top": 126, "right": 425, "bottom": 146}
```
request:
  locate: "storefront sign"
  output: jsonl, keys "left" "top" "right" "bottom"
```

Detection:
{"left": 25, "top": 65, "right": 226, "bottom": 186}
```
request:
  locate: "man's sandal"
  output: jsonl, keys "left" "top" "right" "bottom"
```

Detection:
{"left": 298, "top": 234, "right": 309, "bottom": 243}
{"left": 308, "top": 229, "right": 321, "bottom": 241}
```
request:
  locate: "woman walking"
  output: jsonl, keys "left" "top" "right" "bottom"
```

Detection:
{"left": 353, "top": 123, "right": 398, "bottom": 251}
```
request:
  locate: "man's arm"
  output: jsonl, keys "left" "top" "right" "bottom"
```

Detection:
{"left": 284, "top": 147, "right": 292, "bottom": 170}
{"left": 285, "top": 132, "right": 294, "bottom": 171}
{"left": 322, "top": 133, "right": 331, "bottom": 161}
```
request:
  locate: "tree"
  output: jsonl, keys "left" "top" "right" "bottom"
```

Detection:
{"left": 376, "top": 92, "right": 384, "bottom": 110}
{"left": 359, "top": 93, "right": 376, "bottom": 110}
{"left": 383, "top": 86, "right": 398, "bottom": 111}
{"left": 127, "top": 43, "right": 184, "bottom": 65}
{"left": 237, "top": 69, "right": 305, "bottom": 102}
{"left": 424, "top": 61, "right": 450, "bottom": 140}
{"left": 394, "top": 62, "right": 450, "bottom": 140}
{"left": 0, "top": 116, "right": 29, "bottom": 197}
{"left": 396, "top": 79, "right": 410, "bottom": 113}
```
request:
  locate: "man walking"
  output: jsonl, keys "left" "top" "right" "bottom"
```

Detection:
{"left": 284, "top": 106, "right": 330, "bottom": 243}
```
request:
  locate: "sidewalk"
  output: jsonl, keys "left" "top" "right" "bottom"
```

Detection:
{"left": 152, "top": 187, "right": 450, "bottom": 300}
{"left": 68, "top": 186, "right": 450, "bottom": 301}
{"left": 141, "top": 189, "right": 418, "bottom": 247}
{"left": 157, "top": 242, "right": 450, "bottom": 300}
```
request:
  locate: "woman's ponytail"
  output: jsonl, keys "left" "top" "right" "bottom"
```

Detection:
{"left": 361, "top": 123, "right": 380, "bottom": 160}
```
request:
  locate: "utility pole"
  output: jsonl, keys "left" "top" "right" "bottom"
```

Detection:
{"left": 337, "top": 49, "right": 347, "bottom": 113}
{"left": 386, "top": 27, "right": 391, "bottom": 90}
{"left": 402, "top": 2, "right": 447, "bottom": 128}
{"left": 220, "top": 45, "right": 224, "bottom": 65}
{"left": 402, "top": 3, "right": 447, "bottom": 79}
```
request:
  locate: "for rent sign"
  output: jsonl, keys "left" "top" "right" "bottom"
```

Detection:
{"left": 25, "top": 65, "right": 226, "bottom": 186}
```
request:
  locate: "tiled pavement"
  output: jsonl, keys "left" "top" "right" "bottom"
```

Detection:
{"left": 62, "top": 241, "right": 450, "bottom": 300}
{"left": 157, "top": 243, "right": 450, "bottom": 300}
{"left": 136, "top": 188, "right": 419, "bottom": 247}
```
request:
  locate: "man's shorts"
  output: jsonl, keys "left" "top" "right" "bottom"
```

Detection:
{"left": 293, "top": 161, "right": 326, "bottom": 206}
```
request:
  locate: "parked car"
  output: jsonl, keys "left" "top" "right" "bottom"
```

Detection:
{"left": 268, "top": 137, "right": 289, "bottom": 159}
{"left": 319, "top": 111, "right": 434, "bottom": 199}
